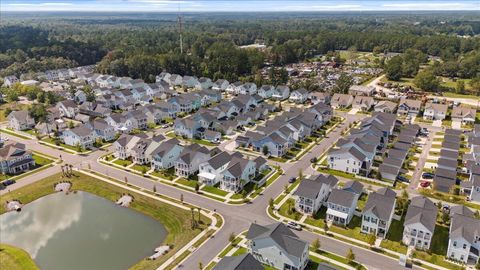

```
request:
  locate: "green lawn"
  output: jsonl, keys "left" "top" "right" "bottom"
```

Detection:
{"left": 113, "top": 159, "right": 133, "bottom": 167}
{"left": 132, "top": 164, "right": 150, "bottom": 174}
{"left": 0, "top": 103, "right": 30, "bottom": 122}
{"left": 0, "top": 154, "right": 54, "bottom": 181}
{"left": 381, "top": 218, "right": 408, "bottom": 254}
{"left": 150, "top": 168, "right": 176, "bottom": 180}
{"left": 0, "top": 129, "right": 31, "bottom": 140}
{"left": 32, "top": 154, "right": 54, "bottom": 167}
{"left": 176, "top": 178, "right": 198, "bottom": 188}
{"left": 201, "top": 185, "right": 229, "bottom": 197}
{"left": 41, "top": 137, "right": 82, "bottom": 152}
{"left": 0, "top": 244, "right": 39, "bottom": 270}
{"left": 0, "top": 172, "right": 209, "bottom": 270}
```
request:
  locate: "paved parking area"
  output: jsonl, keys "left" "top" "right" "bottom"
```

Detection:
{"left": 452, "top": 120, "right": 462, "bottom": 129}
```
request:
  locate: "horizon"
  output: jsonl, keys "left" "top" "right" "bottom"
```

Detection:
{"left": 1, "top": 0, "right": 480, "bottom": 12}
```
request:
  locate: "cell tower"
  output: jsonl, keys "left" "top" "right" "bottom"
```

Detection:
{"left": 177, "top": 4, "right": 183, "bottom": 54}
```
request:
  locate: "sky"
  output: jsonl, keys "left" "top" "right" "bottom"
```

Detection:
{"left": 1, "top": 0, "right": 479, "bottom": 12}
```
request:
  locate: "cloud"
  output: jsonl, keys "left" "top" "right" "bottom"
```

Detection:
{"left": 7, "top": 2, "right": 73, "bottom": 6}
{"left": 382, "top": 2, "right": 479, "bottom": 10}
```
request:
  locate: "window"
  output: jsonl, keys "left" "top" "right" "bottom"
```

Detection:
{"left": 453, "top": 241, "right": 457, "bottom": 247}
{"left": 463, "top": 244, "right": 467, "bottom": 249}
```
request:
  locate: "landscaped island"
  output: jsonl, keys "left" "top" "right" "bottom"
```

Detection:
{"left": 0, "top": 172, "right": 211, "bottom": 270}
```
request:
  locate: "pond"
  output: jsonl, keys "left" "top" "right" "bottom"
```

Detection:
{"left": 0, "top": 191, "right": 167, "bottom": 270}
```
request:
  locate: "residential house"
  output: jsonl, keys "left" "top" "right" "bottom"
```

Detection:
{"left": 402, "top": 196, "right": 437, "bottom": 250}
{"left": 198, "top": 151, "right": 233, "bottom": 186}
{"left": 423, "top": 102, "right": 448, "bottom": 121}
{"left": 397, "top": 99, "right": 421, "bottom": 116}
{"left": 293, "top": 174, "right": 338, "bottom": 215}
{"left": 361, "top": 188, "right": 397, "bottom": 238}
{"left": 182, "top": 76, "right": 199, "bottom": 88}
{"left": 447, "top": 206, "right": 480, "bottom": 264}
{"left": 348, "top": 85, "right": 375, "bottom": 96}
{"left": 113, "top": 134, "right": 145, "bottom": 160}
{"left": 62, "top": 125, "right": 96, "bottom": 149}
{"left": 3, "top": 75, "right": 19, "bottom": 87}
{"left": 174, "top": 144, "right": 210, "bottom": 177}
{"left": 452, "top": 106, "right": 477, "bottom": 125}
{"left": 56, "top": 100, "right": 79, "bottom": 118}
{"left": 7, "top": 110, "right": 35, "bottom": 131}
{"left": 326, "top": 181, "right": 364, "bottom": 226}
{"left": 105, "top": 113, "right": 139, "bottom": 134}
{"left": 289, "top": 88, "right": 309, "bottom": 104}
{"left": 196, "top": 77, "right": 213, "bottom": 90}
{"left": 212, "top": 79, "right": 230, "bottom": 91}
{"left": 174, "top": 118, "right": 201, "bottom": 139}
{"left": 330, "top": 94, "right": 354, "bottom": 109}
{"left": 150, "top": 138, "right": 183, "bottom": 170}
{"left": 0, "top": 142, "right": 35, "bottom": 174}
{"left": 88, "top": 119, "right": 116, "bottom": 142}
{"left": 309, "top": 92, "right": 331, "bottom": 105}
{"left": 258, "top": 85, "right": 275, "bottom": 99}
{"left": 246, "top": 222, "right": 309, "bottom": 270}
{"left": 221, "top": 155, "right": 257, "bottom": 193}
{"left": 352, "top": 96, "right": 374, "bottom": 111}
{"left": 213, "top": 254, "right": 263, "bottom": 270}
{"left": 272, "top": 85, "right": 290, "bottom": 101}
{"left": 374, "top": 101, "right": 397, "bottom": 114}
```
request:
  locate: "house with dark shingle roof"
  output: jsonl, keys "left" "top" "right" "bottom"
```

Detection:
{"left": 151, "top": 138, "right": 183, "bottom": 170}
{"left": 0, "top": 142, "right": 35, "bottom": 174}
{"left": 7, "top": 110, "right": 35, "bottom": 131}
{"left": 326, "top": 181, "right": 363, "bottom": 226}
{"left": 451, "top": 106, "right": 477, "bottom": 125}
{"left": 62, "top": 124, "right": 97, "bottom": 149}
{"left": 293, "top": 174, "right": 338, "bottom": 215}
{"left": 402, "top": 196, "right": 437, "bottom": 250}
{"left": 361, "top": 188, "right": 396, "bottom": 238}
{"left": 213, "top": 253, "right": 263, "bottom": 270}
{"left": 174, "top": 144, "right": 211, "bottom": 178}
{"left": 447, "top": 206, "right": 480, "bottom": 264}
{"left": 246, "top": 222, "right": 309, "bottom": 270}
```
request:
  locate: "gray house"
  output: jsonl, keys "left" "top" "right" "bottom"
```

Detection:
{"left": 213, "top": 254, "right": 263, "bottom": 270}
{"left": 246, "top": 222, "right": 309, "bottom": 270}
{"left": 7, "top": 110, "right": 35, "bottom": 131}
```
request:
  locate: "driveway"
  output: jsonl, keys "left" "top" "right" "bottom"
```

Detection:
{"left": 432, "top": 120, "right": 442, "bottom": 127}
{"left": 452, "top": 120, "right": 462, "bottom": 130}
{"left": 348, "top": 108, "right": 359, "bottom": 115}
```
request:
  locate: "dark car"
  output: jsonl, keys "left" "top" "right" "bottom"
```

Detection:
{"left": 310, "top": 157, "right": 317, "bottom": 163}
{"left": 1, "top": 179, "right": 16, "bottom": 186}
{"left": 289, "top": 177, "right": 296, "bottom": 183}
{"left": 397, "top": 175, "right": 410, "bottom": 183}
{"left": 422, "top": 172, "right": 434, "bottom": 179}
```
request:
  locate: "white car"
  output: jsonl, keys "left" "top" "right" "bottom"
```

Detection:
{"left": 287, "top": 221, "right": 301, "bottom": 231}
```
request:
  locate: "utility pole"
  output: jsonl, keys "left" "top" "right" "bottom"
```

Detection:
{"left": 177, "top": 4, "right": 183, "bottom": 54}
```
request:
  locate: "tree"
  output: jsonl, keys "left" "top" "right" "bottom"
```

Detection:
{"left": 469, "top": 76, "right": 480, "bottom": 92}
{"left": 414, "top": 70, "right": 440, "bottom": 92}
{"left": 198, "top": 261, "right": 203, "bottom": 270}
{"left": 456, "top": 80, "right": 466, "bottom": 94}
{"left": 385, "top": 56, "right": 403, "bottom": 81}
{"left": 312, "top": 238, "right": 321, "bottom": 251}
{"left": 323, "top": 222, "right": 329, "bottom": 234}
{"left": 195, "top": 182, "right": 200, "bottom": 193}
{"left": 191, "top": 207, "right": 196, "bottom": 229}
{"left": 269, "top": 197, "right": 274, "bottom": 209}
{"left": 284, "top": 184, "right": 289, "bottom": 194}
{"left": 229, "top": 233, "right": 236, "bottom": 245}
{"left": 180, "top": 193, "right": 184, "bottom": 203}
{"left": 153, "top": 185, "right": 157, "bottom": 193}
{"left": 298, "top": 169, "right": 304, "bottom": 180}
{"left": 367, "top": 233, "right": 377, "bottom": 247}
{"left": 346, "top": 248, "right": 355, "bottom": 263}
{"left": 262, "top": 145, "right": 269, "bottom": 156}
{"left": 475, "top": 261, "right": 480, "bottom": 270}
{"left": 333, "top": 73, "right": 353, "bottom": 94}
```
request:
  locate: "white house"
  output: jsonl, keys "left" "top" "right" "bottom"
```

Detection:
{"left": 220, "top": 156, "right": 256, "bottom": 193}
{"left": 246, "top": 222, "right": 309, "bottom": 270}
{"left": 272, "top": 85, "right": 290, "bottom": 101}
{"left": 7, "top": 110, "right": 35, "bottom": 131}
{"left": 293, "top": 174, "right": 338, "bottom": 215}
{"left": 289, "top": 88, "right": 309, "bottom": 104}
{"left": 174, "top": 144, "right": 210, "bottom": 178}
{"left": 326, "top": 181, "right": 363, "bottom": 226}
{"left": 361, "top": 188, "right": 397, "bottom": 238}
{"left": 402, "top": 196, "right": 437, "bottom": 250}
{"left": 212, "top": 79, "right": 230, "bottom": 91}
{"left": 447, "top": 206, "right": 480, "bottom": 265}
{"left": 423, "top": 102, "right": 447, "bottom": 121}
{"left": 352, "top": 96, "right": 374, "bottom": 111}
{"left": 198, "top": 151, "right": 232, "bottom": 186}
{"left": 258, "top": 85, "right": 275, "bottom": 99}
{"left": 62, "top": 125, "right": 97, "bottom": 149}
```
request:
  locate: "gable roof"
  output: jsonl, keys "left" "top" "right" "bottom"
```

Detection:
{"left": 246, "top": 222, "right": 308, "bottom": 259}
{"left": 362, "top": 189, "right": 396, "bottom": 220}
{"left": 213, "top": 254, "right": 263, "bottom": 270}
{"left": 404, "top": 196, "right": 437, "bottom": 232}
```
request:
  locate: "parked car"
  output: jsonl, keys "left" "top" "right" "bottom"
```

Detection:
{"left": 310, "top": 157, "right": 317, "bottom": 163}
{"left": 397, "top": 175, "right": 410, "bottom": 183}
{"left": 1, "top": 179, "right": 15, "bottom": 186}
{"left": 287, "top": 221, "right": 302, "bottom": 231}
{"left": 289, "top": 177, "right": 296, "bottom": 183}
{"left": 422, "top": 172, "right": 434, "bottom": 179}
{"left": 420, "top": 181, "right": 431, "bottom": 188}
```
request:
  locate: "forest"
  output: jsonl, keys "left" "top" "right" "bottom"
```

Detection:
{"left": 1, "top": 12, "right": 480, "bottom": 88}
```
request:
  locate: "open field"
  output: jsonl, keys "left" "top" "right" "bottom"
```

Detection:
{"left": 0, "top": 244, "right": 39, "bottom": 270}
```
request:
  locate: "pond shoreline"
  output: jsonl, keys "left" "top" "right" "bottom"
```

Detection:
{"left": 0, "top": 172, "right": 210, "bottom": 270}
